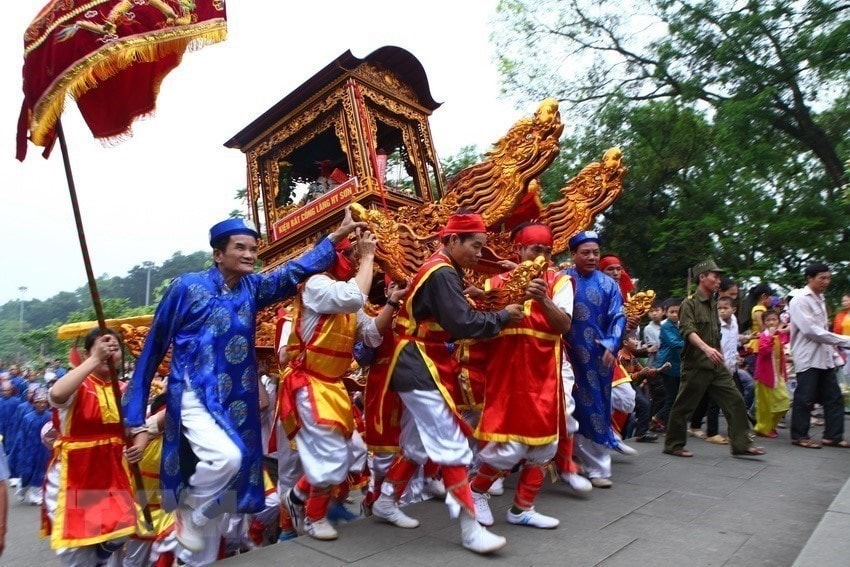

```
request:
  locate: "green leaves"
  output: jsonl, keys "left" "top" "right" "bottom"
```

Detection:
{"left": 491, "top": 0, "right": 849, "bottom": 303}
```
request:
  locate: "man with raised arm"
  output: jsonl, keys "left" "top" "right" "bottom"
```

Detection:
{"left": 122, "top": 210, "right": 365, "bottom": 560}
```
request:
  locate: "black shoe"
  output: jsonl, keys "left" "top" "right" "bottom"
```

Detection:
{"left": 635, "top": 433, "right": 659, "bottom": 443}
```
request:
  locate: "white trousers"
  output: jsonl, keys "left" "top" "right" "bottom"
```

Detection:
{"left": 275, "top": 420, "right": 303, "bottom": 498}
{"left": 370, "top": 451, "right": 396, "bottom": 484}
{"left": 254, "top": 488, "right": 281, "bottom": 527}
{"left": 611, "top": 382, "right": 636, "bottom": 413}
{"left": 176, "top": 515, "right": 228, "bottom": 567}
{"left": 293, "top": 387, "right": 367, "bottom": 488}
{"left": 397, "top": 389, "right": 472, "bottom": 466}
{"left": 575, "top": 435, "right": 612, "bottom": 479}
{"left": 180, "top": 388, "right": 242, "bottom": 517}
{"left": 562, "top": 357, "right": 579, "bottom": 434}
{"left": 108, "top": 533, "right": 178, "bottom": 567}
{"left": 478, "top": 439, "right": 558, "bottom": 470}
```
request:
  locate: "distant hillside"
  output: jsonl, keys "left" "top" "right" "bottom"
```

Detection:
{"left": 0, "top": 250, "right": 210, "bottom": 330}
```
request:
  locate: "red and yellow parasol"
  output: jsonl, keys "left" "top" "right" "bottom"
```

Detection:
{"left": 17, "top": 0, "right": 226, "bottom": 158}
{"left": 16, "top": 0, "right": 228, "bottom": 529}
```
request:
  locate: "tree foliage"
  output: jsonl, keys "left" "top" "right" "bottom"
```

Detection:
{"left": 492, "top": 0, "right": 850, "bottom": 301}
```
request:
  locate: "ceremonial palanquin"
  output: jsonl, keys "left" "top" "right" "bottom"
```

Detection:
{"left": 223, "top": 47, "right": 627, "bottom": 363}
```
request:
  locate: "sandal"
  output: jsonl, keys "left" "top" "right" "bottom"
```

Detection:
{"left": 791, "top": 438, "right": 822, "bottom": 449}
{"left": 663, "top": 448, "right": 694, "bottom": 458}
{"left": 732, "top": 446, "right": 766, "bottom": 456}
{"left": 821, "top": 439, "right": 850, "bottom": 448}
{"left": 688, "top": 428, "right": 708, "bottom": 439}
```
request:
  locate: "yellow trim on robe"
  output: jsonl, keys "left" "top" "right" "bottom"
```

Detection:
{"left": 51, "top": 438, "right": 136, "bottom": 549}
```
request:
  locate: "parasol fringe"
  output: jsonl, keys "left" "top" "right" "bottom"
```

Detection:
{"left": 29, "top": 24, "right": 226, "bottom": 147}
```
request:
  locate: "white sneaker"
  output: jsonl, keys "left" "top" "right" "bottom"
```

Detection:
{"left": 282, "top": 489, "right": 305, "bottom": 533}
{"left": 304, "top": 517, "right": 338, "bottom": 540}
{"left": 488, "top": 477, "right": 505, "bottom": 496}
{"left": 615, "top": 442, "right": 639, "bottom": 456}
{"left": 472, "top": 491, "right": 494, "bottom": 526}
{"left": 589, "top": 477, "right": 613, "bottom": 488}
{"left": 507, "top": 507, "right": 559, "bottom": 529}
{"left": 460, "top": 513, "right": 507, "bottom": 554}
{"left": 423, "top": 477, "right": 447, "bottom": 498}
{"left": 372, "top": 495, "right": 420, "bottom": 528}
{"left": 175, "top": 507, "right": 205, "bottom": 552}
{"left": 559, "top": 472, "right": 593, "bottom": 493}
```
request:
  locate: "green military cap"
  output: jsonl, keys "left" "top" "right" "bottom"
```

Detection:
{"left": 690, "top": 258, "right": 726, "bottom": 278}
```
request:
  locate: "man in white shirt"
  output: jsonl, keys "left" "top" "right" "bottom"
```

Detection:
{"left": 788, "top": 263, "right": 850, "bottom": 448}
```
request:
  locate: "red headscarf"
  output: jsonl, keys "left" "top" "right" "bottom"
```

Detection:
{"left": 598, "top": 255, "right": 636, "bottom": 299}
{"left": 439, "top": 213, "right": 486, "bottom": 238}
{"left": 329, "top": 237, "right": 356, "bottom": 280}
{"left": 513, "top": 224, "right": 553, "bottom": 247}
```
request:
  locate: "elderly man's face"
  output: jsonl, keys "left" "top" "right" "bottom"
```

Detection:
{"left": 571, "top": 242, "right": 600, "bottom": 275}
{"left": 215, "top": 234, "right": 259, "bottom": 280}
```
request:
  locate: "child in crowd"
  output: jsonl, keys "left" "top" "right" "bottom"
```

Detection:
{"left": 641, "top": 300, "right": 667, "bottom": 418}
{"left": 616, "top": 331, "right": 671, "bottom": 443}
{"left": 740, "top": 283, "right": 774, "bottom": 371}
{"left": 652, "top": 298, "right": 684, "bottom": 432}
{"left": 718, "top": 296, "right": 755, "bottom": 410}
{"left": 641, "top": 300, "right": 664, "bottom": 367}
{"left": 753, "top": 310, "right": 791, "bottom": 437}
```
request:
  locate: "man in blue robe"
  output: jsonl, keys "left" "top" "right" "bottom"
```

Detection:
{"left": 0, "top": 382, "right": 22, "bottom": 445}
{"left": 6, "top": 389, "right": 35, "bottom": 488}
{"left": 123, "top": 211, "right": 365, "bottom": 558}
{"left": 15, "top": 388, "right": 50, "bottom": 505}
{"left": 563, "top": 231, "right": 626, "bottom": 488}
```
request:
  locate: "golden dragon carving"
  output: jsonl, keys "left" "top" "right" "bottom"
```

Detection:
{"left": 472, "top": 256, "right": 549, "bottom": 311}
{"left": 350, "top": 99, "right": 571, "bottom": 282}
{"left": 440, "top": 98, "right": 564, "bottom": 227}
{"left": 541, "top": 146, "right": 627, "bottom": 256}
{"left": 624, "top": 290, "right": 657, "bottom": 319}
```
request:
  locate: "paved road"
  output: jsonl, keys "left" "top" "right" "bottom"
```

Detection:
{"left": 2, "top": 492, "right": 56, "bottom": 566}
{"left": 4, "top": 416, "right": 850, "bottom": 566}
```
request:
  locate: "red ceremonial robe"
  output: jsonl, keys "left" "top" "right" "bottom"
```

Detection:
{"left": 42, "top": 375, "right": 136, "bottom": 549}
{"left": 475, "top": 269, "right": 568, "bottom": 444}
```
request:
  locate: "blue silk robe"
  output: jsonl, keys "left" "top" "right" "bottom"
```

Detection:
{"left": 565, "top": 268, "right": 626, "bottom": 448}
{"left": 0, "top": 395, "right": 23, "bottom": 443}
{"left": 16, "top": 407, "right": 50, "bottom": 489}
{"left": 123, "top": 238, "right": 336, "bottom": 514}
{"left": 6, "top": 401, "right": 33, "bottom": 478}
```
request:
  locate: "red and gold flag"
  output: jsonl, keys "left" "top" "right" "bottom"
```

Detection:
{"left": 17, "top": 0, "right": 227, "bottom": 160}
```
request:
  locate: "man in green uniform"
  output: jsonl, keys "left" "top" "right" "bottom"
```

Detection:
{"left": 663, "top": 259, "right": 766, "bottom": 458}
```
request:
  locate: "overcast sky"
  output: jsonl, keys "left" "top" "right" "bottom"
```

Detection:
{"left": 1, "top": 1, "right": 539, "bottom": 305}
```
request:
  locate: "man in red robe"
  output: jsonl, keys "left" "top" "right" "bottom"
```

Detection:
{"left": 468, "top": 223, "right": 574, "bottom": 529}
{"left": 369, "top": 212, "right": 523, "bottom": 555}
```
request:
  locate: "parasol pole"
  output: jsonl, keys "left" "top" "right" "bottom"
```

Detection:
{"left": 55, "top": 119, "right": 155, "bottom": 531}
